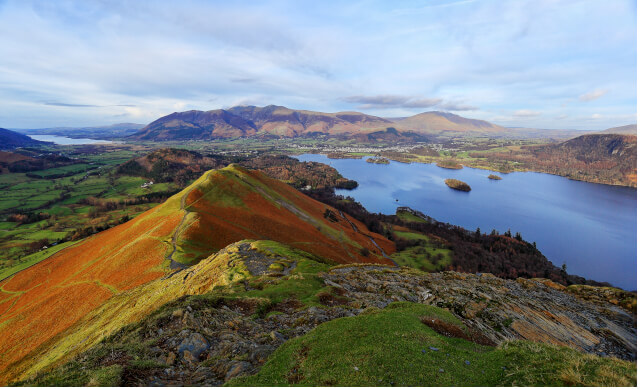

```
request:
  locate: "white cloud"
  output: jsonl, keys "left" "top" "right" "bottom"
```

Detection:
{"left": 579, "top": 89, "right": 608, "bottom": 102}
{"left": 513, "top": 109, "right": 541, "bottom": 118}
{"left": 0, "top": 0, "right": 635, "bottom": 129}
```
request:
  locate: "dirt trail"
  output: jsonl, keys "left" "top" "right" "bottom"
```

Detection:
{"left": 167, "top": 171, "right": 215, "bottom": 270}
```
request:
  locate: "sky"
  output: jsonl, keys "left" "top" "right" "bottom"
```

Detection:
{"left": 0, "top": 0, "right": 636, "bottom": 130}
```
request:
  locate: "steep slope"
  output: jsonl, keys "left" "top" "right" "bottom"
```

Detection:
{"left": 394, "top": 111, "right": 505, "bottom": 134}
{"left": 0, "top": 166, "right": 393, "bottom": 383}
{"left": 597, "top": 124, "right": 637, "bottom": 135}
{"left": 0, "top": 128, "right": 49, "bottom": 150}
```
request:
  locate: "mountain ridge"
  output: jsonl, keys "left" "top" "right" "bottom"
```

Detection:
{"left": 128, "top": 106, "right": 508, "bottom": 140}
{"left": 0, "top": 165, "right": 393, "bottom": 384}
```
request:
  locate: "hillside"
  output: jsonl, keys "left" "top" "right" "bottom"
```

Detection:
{"left": 13, "top": 244, "right": 637, "bottom": 386}
{"left": 131, "top": 110, "right": 259, "bottom": 140}
{"left": 116, "top": 148, "right": 358, "bottom": 189}
{"left": 0, "top": 165, "right": 393, "bottom": 384}
{"left": 0, "top": 128, "right": 49, "bottom": 150}
{"left": 227, "top": 105, "right": 391, "bottom": 137}
{"left": 471, "top": 133, "right": 637, "bottom": 186}
{"left": 393, "top": 111, "right": 505, "bottom": 134}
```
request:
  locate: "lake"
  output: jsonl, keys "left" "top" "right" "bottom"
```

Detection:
{"left": 295, "top": 154, "right": 637, "bottom": 290}
{"left": 29, "top": 135, "right": 114, "bottom": 145}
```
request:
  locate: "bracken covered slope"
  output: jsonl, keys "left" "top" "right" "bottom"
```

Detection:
{"left": 14, "top": 243, "right": 637, "bottom": 386}
{"left": 0, "top": 165, "right": 393, "bottom": 384}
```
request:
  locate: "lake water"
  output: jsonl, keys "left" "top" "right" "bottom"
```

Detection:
{"left": 29, "top": 135, "right": 114, "bottom": 145}
{"left": 295, "top": 154, "right": 637, "bottom": 290}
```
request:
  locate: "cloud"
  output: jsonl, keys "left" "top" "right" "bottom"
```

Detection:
{"left": 43, "top": 102, "right": 137, "bottom": 108}
{"left": 343, "top": 95, "right": 415, "bottom": 106}
{"left": 43, "top": 102, "right": 100, "bottom": 108}
{"left": 579, "top": 89, "right": 608, "bottom": 102}
{"left": 343, "top": 95, "right": 476, "bottom": 111}
{"left": 437, "top": 102, "right": 478, "bottom": 111}
{"left": 0, "top": 0, "right": 635, "bottom": 130}
{"left": 513, "top": 109, "right": 541, "bottom": 118}
{"left": 404, "top": 98, "right": 444, "bottom": 108}
{"left": 590, "top": 113, "right": 603, "bottom": 119}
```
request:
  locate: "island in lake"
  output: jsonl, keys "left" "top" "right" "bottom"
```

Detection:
{"left": 366, "top": 157, "right": 390, "bottom": 164}
{"left": 488, "top": 174, "right": 502, "bottom": 180}
{"left": 436, "top": 160, "right": 463, "bottom": 169}
{"left": 445, "top": 178, "right": 471, "bottom": 191}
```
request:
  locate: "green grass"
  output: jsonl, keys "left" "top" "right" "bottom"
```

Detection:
{"left": 27, "top": 164, "right": 97, "bottom": 179}
{"left": 396, "top": 210, "right": 427, "bottom": 223}
{"left": 0, "top": 240, "right": 77, "bottom": 281}
{"left": 391, "top": 230, "right": 452, "bottom": 272}
{"left": 228, "top": 302, "right": 636, "bottom": 387}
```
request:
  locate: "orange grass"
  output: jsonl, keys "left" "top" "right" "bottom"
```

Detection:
{"left": 0, "top": 206, "right": 182, "bottom": 379}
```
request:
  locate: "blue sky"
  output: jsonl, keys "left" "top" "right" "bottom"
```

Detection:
{"left": 0, "top": 0, "right": 636, "bottom": 130}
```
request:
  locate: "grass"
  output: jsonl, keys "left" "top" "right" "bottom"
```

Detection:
{"left": 391, "top": 230, "right": 452, "bottom": 272}
{"left": 228, "top": 302, "right": 636, "bottom": 387}
{"left": 396, "top": 210, "right": 427, "bottom": 223}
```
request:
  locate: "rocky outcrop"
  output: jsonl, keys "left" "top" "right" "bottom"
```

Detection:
{"left": 14, "top": 251, "right": 637, "bottom": 386}
{"left": 323, "top": 266, "right": 636, "bottom": 360}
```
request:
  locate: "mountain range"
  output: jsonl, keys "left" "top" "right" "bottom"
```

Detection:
{"left": 129, "top": 105, "right": 506, "bottom": 140}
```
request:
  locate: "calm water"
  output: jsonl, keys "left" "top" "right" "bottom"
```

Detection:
{"left": 29, "top": 135, "right": 114, "bottom": 145}
{"left": 296, "top": 154, "right": 637, "bottom": 290}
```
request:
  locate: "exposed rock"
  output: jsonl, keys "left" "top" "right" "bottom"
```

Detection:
{"left": 225, "top": 361, "right": 253, "bottom": 381}
{"left": 178, "top": 333, "right": 210, "bottom": 361}
{"left": 323, "top": 267, "right": 637, "bottom": 360}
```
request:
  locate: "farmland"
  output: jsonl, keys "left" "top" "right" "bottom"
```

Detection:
{"left": 0, "top": 144, "right": 178, "bottom": 273}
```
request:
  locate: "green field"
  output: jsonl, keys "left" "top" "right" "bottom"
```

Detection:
{"left": 391, "top": 230, "right": 452, "bottom": 272}
{"left": 0, "top": 145, "right": 179, "bottom": 274}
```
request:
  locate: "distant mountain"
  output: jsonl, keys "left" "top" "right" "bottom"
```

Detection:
{"left": 596, "top": 124, "right": 637, "bottom": 135}
{"left": 0, "top": 128, "right": 49, "bottom": 150}
{"left": 393, "top": 111, "right": 505, "bottom": 134}
{"left": 15, "top": 123, "right": 145, "bottom": 140}
{"left": 132, "top": 109, "right": 259, "bottom": 140}
{"left": 130, "top": 105, "right": 393, "bottom": 140}
{"left": 227, "top": 105, "right": 391, "bottom": 136}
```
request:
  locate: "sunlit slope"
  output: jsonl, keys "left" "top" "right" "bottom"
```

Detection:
{"left": 3, "top": 240, "right": 275, "bottom": 384}
{"left": 170, "top": 164, "right": 394, "bottom": 265}
{"left": 0, "top": 165, "right": 393, "bottom": 384}
{"left": 0, "top": 196, "right": 185, "bottom": 380}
